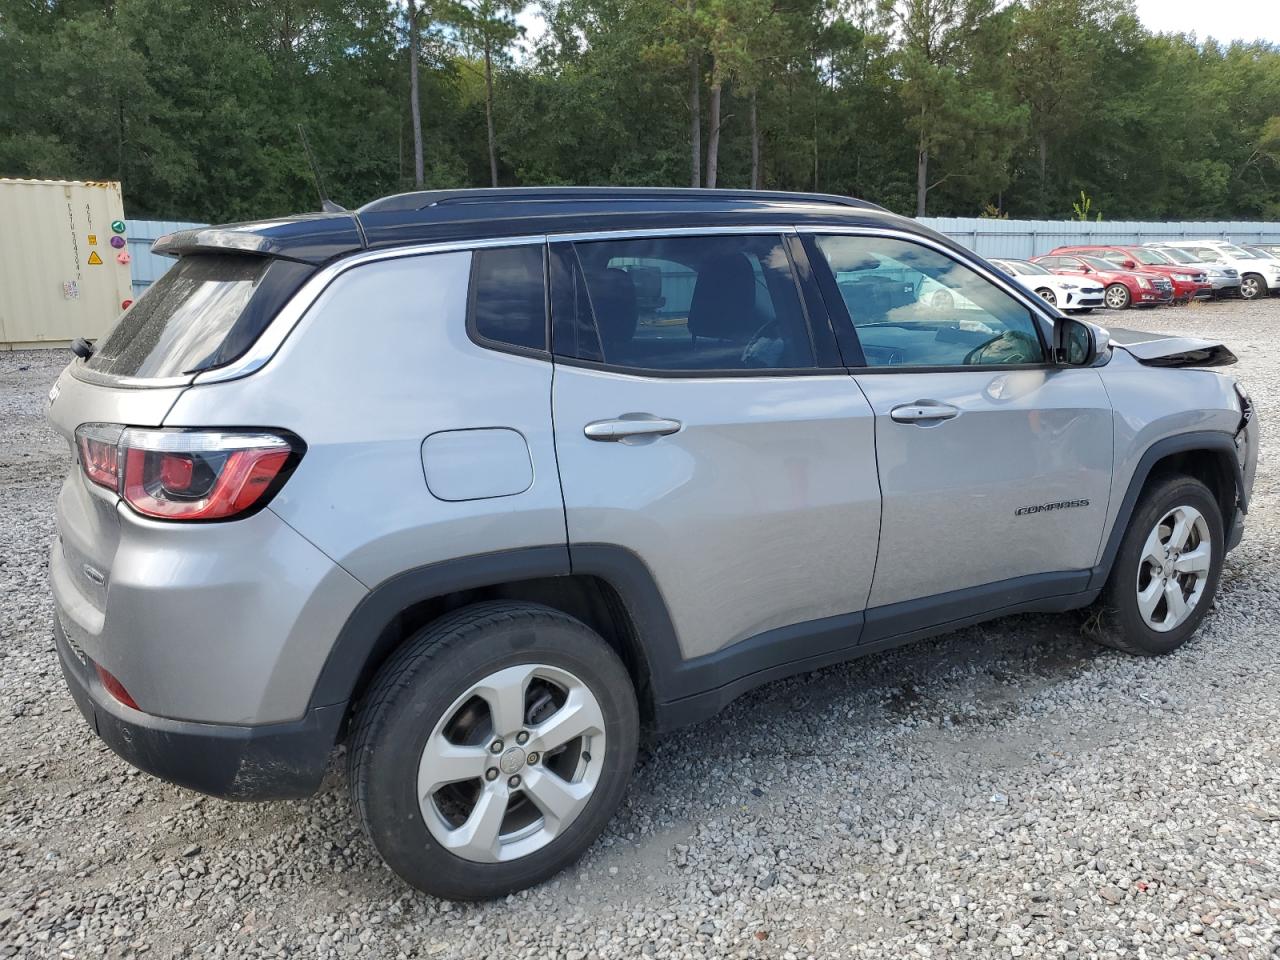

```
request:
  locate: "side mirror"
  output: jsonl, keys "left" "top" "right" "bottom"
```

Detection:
{"left": 1121, "top": 259, "right": 1136, "bottom": 269}
{"left": 1054, "top": 317, "right": 1102, "bottom": 366}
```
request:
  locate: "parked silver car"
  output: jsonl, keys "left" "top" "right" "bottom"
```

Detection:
{"left": 1145, "top": 243, "right": 1241, "bottom": 298}
{"left": 47, "top": 188, "right": 1258, "bottom": 900}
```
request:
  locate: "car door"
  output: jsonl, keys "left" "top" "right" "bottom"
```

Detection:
{"left": 803, "top": 230, "right": 1114, "bottom": 626}
{"left": 549, "top": 230, "right": 882, "bottom": 673}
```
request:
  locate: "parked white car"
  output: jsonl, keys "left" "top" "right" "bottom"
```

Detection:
{"left": 989, "top": 258, "right": 1105, "bottom": 312}
{"left": 1155, "top": 240, "right": 1280, "bottom": 301}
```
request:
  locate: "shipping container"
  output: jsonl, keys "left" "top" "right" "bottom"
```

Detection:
{"left": 0, "top": 178, "right": 135, "bottom": 350}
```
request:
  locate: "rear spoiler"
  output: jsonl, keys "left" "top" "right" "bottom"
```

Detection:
{"left": 152, "top": 213, "right": 365, "bottom": 265}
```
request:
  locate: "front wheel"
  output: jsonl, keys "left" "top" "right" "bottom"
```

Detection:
{"left": 1035, "top": 287, "right": 1058, "bottom": 307}
{"left": 348, "top": 601, "right": 639, "bottom": 899}
{"left": 1240, "top": 274, "right": 1267, "bottom": 300}
{"left": 1093, "top": 474, "right": 1223, "bottom": 656}
{"left": 1104, "top": 283, "right": 1131, "bottom": 309}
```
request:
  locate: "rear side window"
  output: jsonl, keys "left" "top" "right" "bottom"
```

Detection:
{"left": 467, "top": 245, "right": 547, "bottom": 352}
{"left": 85, "top": 254, "right": 271, "bottom": 379}
{"left": 561, "top": 234, "right": 814, "bottom": 372}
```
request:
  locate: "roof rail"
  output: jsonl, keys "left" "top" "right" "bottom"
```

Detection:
{"left": 358, "top": 186, "right": 881, "bottom": 215}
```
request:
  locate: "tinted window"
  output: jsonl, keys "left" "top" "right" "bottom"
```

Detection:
{"left": 86, "top": 254, "right": 268, "bottom": 378}
{"left": 813, "top": 235, "right": 1044, "bottom": 368}
{"left": 468, "top": 245, "right": 547, "bottom": 351}
{"left": 566, "top": 235, "right": 814, "bottom": 371}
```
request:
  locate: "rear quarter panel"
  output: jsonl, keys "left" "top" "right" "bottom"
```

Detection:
{"left": 162, "top": 250, "right": 566, "bottom": 588}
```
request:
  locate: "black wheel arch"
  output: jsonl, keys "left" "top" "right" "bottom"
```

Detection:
{"left": 1088, "top": 430, "right": 1246, "bottom": 591}
{"left": 310, "top": 544, "right": 684, "bottom": 735}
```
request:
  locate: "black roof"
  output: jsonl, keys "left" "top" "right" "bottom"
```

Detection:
{"left": 153, "top": 187, "right": 944, "bottom": 265}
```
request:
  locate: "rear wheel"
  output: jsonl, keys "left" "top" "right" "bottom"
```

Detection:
{"left": 1240, "top": 274, "right": 1266, "bottom": 300}
{"left": 1093, "top": 475, "right": 1223, "bottom": 656}
{"left": 1035, "top": 287, "right": 1058, "bottom": 307}
{"left": 349, "top": 601, "right": 639, "bottom": 899}
{"left": 1104, "top": 283, "right": 1131, "bottom": 309}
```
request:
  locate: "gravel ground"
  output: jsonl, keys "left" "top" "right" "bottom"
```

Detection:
{"left": 2, "top": 298, "right": 1278, "bottom": 960}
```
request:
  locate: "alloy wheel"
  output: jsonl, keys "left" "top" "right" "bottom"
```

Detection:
{"left": 1134, "top": 505, "right": 1212, "bottom": 633}
{"left": 1105, "top": 285, "right": 1130, "bottom": 309}
{"left": 1037, "top": 288, "right": 1058, "bottom": 306}
{"left": 417, "top": 663, "right": 606, "bottom": 863}
{"left": 1240, "top": 276, "right": 1261, "bottom": 300}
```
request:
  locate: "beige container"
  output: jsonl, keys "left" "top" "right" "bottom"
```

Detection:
{"left": 0, "top": 178, "right": 135, "bottom": 350}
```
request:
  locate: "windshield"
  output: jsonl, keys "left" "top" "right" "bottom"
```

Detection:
{"left": 1016, "top": 261, "right": 1052, "bottom": 276}
{"left": 1156, "top": 247, "right": 1197, "bottom": 264}
{"left": 1220, "top": 243, "right": 1254, "bottom": 258}
{"left": 1247, "top": 246, "right": 1279, "bottom": 260}
{"left": 1182, "top": 247, "right": 1222, "bottom": 262}
{"left": 1081, "top": 256, "right": 1118, "bottom": 272}
{"left": 1130, "top": 248, "right": 1171, "bottom": 265}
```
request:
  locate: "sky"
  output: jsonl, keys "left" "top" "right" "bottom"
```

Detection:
{"left": 516, "top": 1, "right": 1280, "bottom": 53}
{"left": 1131, "top": 0, "right": 1280, "bottom": 43}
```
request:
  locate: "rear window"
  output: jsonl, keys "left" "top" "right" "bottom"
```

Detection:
{"left": 84, "top": 254, "right": 308, "bottom": 379}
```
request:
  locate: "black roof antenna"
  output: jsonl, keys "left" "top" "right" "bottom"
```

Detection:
{"left": 298, "top": 124, "right": 346, "bottom": 213}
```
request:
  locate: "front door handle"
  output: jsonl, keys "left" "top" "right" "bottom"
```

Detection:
{"left": 584, "top": 415, "right": 683, "bottom": 441}
{"left": 890, "top": 401, "right": 960, "bottom": 424}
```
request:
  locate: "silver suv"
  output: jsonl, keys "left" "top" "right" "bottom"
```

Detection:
{"left": 47, "top": 188, "right": 1259, "bottom": 899}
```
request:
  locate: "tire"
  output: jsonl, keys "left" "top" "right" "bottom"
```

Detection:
{"left": 1240, "top": 274, "right": 1266, "bottom": 301}
{"left": 1104, "top": 283, "right": 1131, "bottom": 309}
{"left": 348, "top": 601, "right": 639, "bottom": 899}
{"left": 1093, "top": 474, "right": 1224, "bottom": 657}
{"left": 1035, "top": 287, "right": 1058, "bottom": 307}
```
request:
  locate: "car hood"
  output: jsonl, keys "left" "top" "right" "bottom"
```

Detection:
{"left": 1106, "top": 327, "right": 1237, "bottom": 368}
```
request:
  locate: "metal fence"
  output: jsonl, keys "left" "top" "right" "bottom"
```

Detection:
{"left": 126, "top": 216, "right": 1280, "bottom": 295}
{"left": 125, "top": 219, "right": 203, "bottom": 297}
{"left": 916, "top": 217, "right": 1280, "bottom": 260}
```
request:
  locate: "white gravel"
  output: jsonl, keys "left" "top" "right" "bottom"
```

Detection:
{"left": 2, "top": 299, "right": 1278, "bottom": 959}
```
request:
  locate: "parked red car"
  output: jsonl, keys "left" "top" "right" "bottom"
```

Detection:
{"left": 1032, "top": 253, "right": 1175, "bottom": 309}
{"left": 1049, "top": 245, "right": 1211, "bottom": 303}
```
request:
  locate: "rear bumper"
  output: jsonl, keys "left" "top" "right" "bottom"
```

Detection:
{"left": 55, "top": 617, "right": 343, "bottom": 800}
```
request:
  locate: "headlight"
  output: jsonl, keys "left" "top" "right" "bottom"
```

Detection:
{"left": 1137, "top": 277, "right": 1151, "bottom": 288}
{"left": 1173, "top": 273, "right": 1192, "bottom": 281}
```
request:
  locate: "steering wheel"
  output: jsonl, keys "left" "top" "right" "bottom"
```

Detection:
{"left": 963, "top": 329, "right": 1039, "bottom": 365}
{"left": 741, "top": 320, "right": 786, "bottom": 368}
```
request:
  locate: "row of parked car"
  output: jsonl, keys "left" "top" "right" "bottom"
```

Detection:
{"left": 987, "top": 240, "right": 1280, "bottom": 312}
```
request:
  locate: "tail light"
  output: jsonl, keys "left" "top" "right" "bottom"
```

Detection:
{"left": 95, "top": 662, "right": 140, "bottom": 710}
{"left": 73, "top": 424, "right": 303, "bottom": 521}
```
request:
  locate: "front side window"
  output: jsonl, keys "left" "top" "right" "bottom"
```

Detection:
{"left": 562, "top": 234, "right": 815, "bottom": 372}
{"left": 813, "top": 235, "right": 1045, "bottom": 368}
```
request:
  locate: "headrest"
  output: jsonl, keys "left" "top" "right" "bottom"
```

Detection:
{"left": 688, "top": 253, "right": 755, "bottom": 341}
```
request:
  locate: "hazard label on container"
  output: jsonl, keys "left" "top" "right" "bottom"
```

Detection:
{"left": 87, "top": 250, "right": 103, "bottom": 265}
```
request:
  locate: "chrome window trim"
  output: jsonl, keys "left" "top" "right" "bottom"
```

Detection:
{"left": 792, "top": 223, "right": 1062, "bottom": 333}
{"left": 198, "top": 226, "right": 800, "bottom": 385}
{"left": 193, "top": 234, "right": 548, "bottom": 385}
{"left": 555, "top": 224, "right": 800, "bottom": 243}
{"left": 97, "top": 221, "right": 1053, "bottom": 389}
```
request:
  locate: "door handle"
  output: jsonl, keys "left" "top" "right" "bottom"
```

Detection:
{"left": 584, "top": 416, "right": 682, "bottom": 441}
{"left": 890, "top": 401, "right": 960, "bottom": 424}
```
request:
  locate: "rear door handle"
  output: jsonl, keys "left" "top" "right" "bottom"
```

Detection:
{"left": 584, "top": 416, "right": 682, "bottom": 441}
{"left": 890, "top": 401, "right": 960, "bottom": 424}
